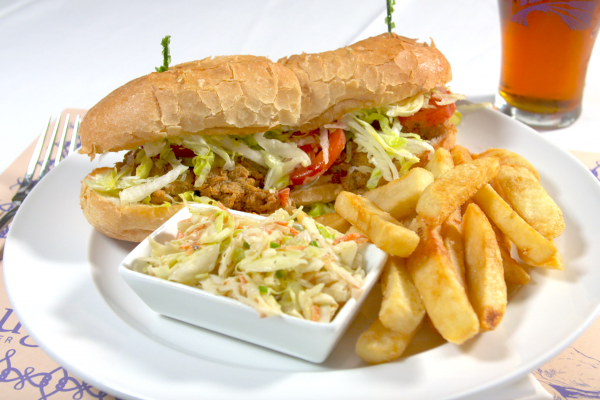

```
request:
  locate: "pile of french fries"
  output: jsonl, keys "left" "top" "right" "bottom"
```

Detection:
{"left": 315, "top": 145, "right": 565, "bottom": 364}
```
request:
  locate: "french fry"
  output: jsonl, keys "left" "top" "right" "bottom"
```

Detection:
{"left": 314, "top": 212, "right": 351, "bottom": 233}
{"left": 400, "top": 212, "right": 418, "bottom": 229}
{"left": 406, "top": 226, "right": 479, "bottom": 344}
{"left": 379, "top": 256, "right": 426, "bottom": 335}
{"left": 474, "top": 148, "right": 540, "bottom": 180}
{"left": 417, "top": 157, "right": 500, "bottom": 226}
{"left": 441, "top": 219, "right": 467, "bottom": 288}
{"left": 473, "top": 184, "right": 557, "bottom": 264}
{"left": 346, "top": 225, "right": 363, "bottom": 234}
{"left": 425, "top": 148, "right": 454, "bottom": 179}
{"left": 364, "top": 168, "right": 434, "bottom": 220}
{"left": 444, "top": 207, "right": 463, "bottom": 230}
{"left": 335, "top": 191, "right": 420, "bottom": 257}
{"left": 463, "top": 203, "right": 507, "bottom": 331}
{"left": 490, "top": 177, "right": 507, "bottom": 201}
{"left": 519, "top": 244, "right": 565, "bottom": 271}
{"left": 356, "top": 318, "right": 421, "bottom": 364}
{"left": 501, "top": 246, "right": 531, "bottom": 286}
{"left": 489, "top": 221, "right": 530, "bottom": 286}
{"left": 290, "top": 183, "right": 342, "bottom": 206}
{"left": 450, "top": 145, "right": 473, "bottom": 166}
{"left": 496, "top": 164, "right": 564, "bottom": 239}
{"left": 351, "top": 144, "right": 567, "bottom": 364}
{"left": 407, "top": 215, "right": 426, "bottom": 234}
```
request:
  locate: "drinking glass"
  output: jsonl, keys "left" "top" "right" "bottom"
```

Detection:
{"left": 495, "top": 0, "right": 600, "bottom": 128}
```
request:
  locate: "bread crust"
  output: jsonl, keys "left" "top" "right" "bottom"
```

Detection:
{"left": 279, "top": 34, "right": 451, "bottom": 132}
{"left": 80, "top": 167, "right": 183, "bottom": 242}
{"left": 79, "top": 33, "right": 451, "bottom": 157}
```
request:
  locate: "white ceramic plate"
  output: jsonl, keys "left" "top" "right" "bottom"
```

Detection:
{"left": 5, "top": 107, "right": 600, "bottom": 400}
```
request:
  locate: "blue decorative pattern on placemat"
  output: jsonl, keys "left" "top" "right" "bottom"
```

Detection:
{"left": 0, "top": 349, "right": 120, "bottom": 400}
{"left": 534, "top": 347, "right": 600, "bottom": 399}
{"left": 591, "top": 161, "right": 600, "bottom": 181}
{"left": 0, "top": 307, "right": 121, "bottom": 400}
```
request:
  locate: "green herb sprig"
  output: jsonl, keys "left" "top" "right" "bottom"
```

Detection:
{"left": 155, "top": 35, "right": 171, "bottom": 72}
{"left": 385, "top": 0, "right": 396, "bottom": 33}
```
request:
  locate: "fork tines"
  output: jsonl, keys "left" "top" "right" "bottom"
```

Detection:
{"left": 14, "top": 114, "right": 81, "bottom": 202}
{"left": 1, "top": 113, "right": 81, "bottom": 248}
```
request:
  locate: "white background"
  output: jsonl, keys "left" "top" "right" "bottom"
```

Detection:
{"left": 0, "top": 0, "right": 599, "bottom": 175}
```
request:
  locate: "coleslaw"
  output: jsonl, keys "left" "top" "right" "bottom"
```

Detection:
{"left": 132, "top": 202, "right": 369, "bottom": 322}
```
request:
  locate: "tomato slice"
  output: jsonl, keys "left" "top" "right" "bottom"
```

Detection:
{"left": 171, "top": 145, "right": 196, "bottom": 158}
{"left": 278, "top": 187, "right": 290, "bottom": 207}
{"left": 399, "top": 89, "right": 457, "bottom": 127}
{"left": 299, "top": 144, "right": 316, "bottom": 162}
{"left": 289, "top": 129, "right": 346, "bottom": 186}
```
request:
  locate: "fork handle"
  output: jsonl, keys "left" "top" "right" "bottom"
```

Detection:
{"left": 0, "top": 206, "right": 19, "bottom": 234}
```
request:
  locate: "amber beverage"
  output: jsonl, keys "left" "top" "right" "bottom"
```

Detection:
{"left": 496, "top": 0, "right": 600, "bottom": 128}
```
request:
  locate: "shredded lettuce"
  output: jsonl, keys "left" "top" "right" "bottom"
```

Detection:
{"left": 319, "top": 128, "right": 329, "bottom": 165}
{"left": 366, "top": 168, "right": 383, "bottom": 190}
{"left": 192, "top": 149, "right": 214, "bottom": 186}
{"left": 254, "top": 132, "right": 311, "bottom": 167}
{"left": 120, "top": 164, "right": 189, "bottom": 204}
{"left": 449, "top": 110, "right": 463, "bottom": 126}
{"left": 213, "top": 136, "right": 266, "bottom": 167}
{"left": 205, "top": 138, "right": 235, "bottom": 171}
{"left": 341, "top": 95, "right": 434, "bottom": 183}
{"left": 90, "top": 88, "right": 459, "bottom": 204}
{"left": 135, "top": 150, "right": 153, "bottom": 179}
{"left": 306, "top": 202, "right": 335, "bottom": 218}
{"left": 430, "top": 89, "right": 467, "bottom": 106}
{"left": 179, "top": 191, "right": 218, "bottom": 205}
{"left": 385, "top": 93, "right": 430, "bottom": 117}
{"left": 143, "top": 141, "right": 166, "bottom": 157}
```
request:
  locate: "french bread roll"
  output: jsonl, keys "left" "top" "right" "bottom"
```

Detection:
{"left": 80, "top": 168, "right": 184, "bottom": 242}
{"left": 279, "top": 34, "right": 451, "bottom": 133}
{"left": 79, "top": 34, "right": 451, "bottom": 157}
{"left": 79, "top": 33, "right": 456, "bottom": 242}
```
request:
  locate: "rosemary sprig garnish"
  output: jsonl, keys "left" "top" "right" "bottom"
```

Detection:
{"left": 155, "top": 35, "right": 171, "bottom": 72}
{"left": 385, "top": 0, "right": 396, "bottom": 33}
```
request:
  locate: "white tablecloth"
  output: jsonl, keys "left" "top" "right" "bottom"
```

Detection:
{"left": 1, "top": 0, "right": 597, "bottom": 399}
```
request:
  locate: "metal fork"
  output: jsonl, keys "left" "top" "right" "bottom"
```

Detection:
{"left": 0, "top": 114, "right": 81, "bottom": 259}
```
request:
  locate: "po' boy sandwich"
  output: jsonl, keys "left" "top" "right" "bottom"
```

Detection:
{"left": 79, "top": 33, "right": 462, "bottom": 242}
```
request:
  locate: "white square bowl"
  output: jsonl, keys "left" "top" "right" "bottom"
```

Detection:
{"left": 118, "top": 204, "right": 388, "bottom": 363}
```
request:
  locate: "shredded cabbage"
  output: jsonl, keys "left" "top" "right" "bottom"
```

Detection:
{"left": 306, "top": 202, "right": 335, "bottom": 217}
{"left": 341, "top": 103, "right": 433, "bottom": 183}
{"left": 89, "top": 87, "right": 460, "bottom": 204}
{"left": 254, "top": 132, "right": 311, "bottom": 165}
{"left": 385, "top": 93, "right": 430, "bottom": 117}
{"left": 192, "top": 149, "right": 214, "bottom": 187}
{"left": 135, "top": 205, "right": 368, "bottom": 322}
{"left": 143, "top": 141, "right": 166, "bottom": 157}
{"left": 120, "top": 164, "right": 189, "bottom": 204}
{"left": 366, "top": 168, "right": 383, "bottom": 190}
{"left": 319, "top": 127, "right": 329, "bottom": 165}
{"left": 430, "top": 89, "right": 467, "bottom": 106}
{"left": 449, "top": 110, "right": 463, "bottom": 126}
{"left": 213, "top": 136, "right": 266, "bottom": 167}
{"left": 135, "top": 150, "right": 153, "bottom": 179}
